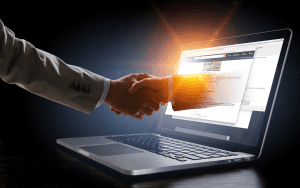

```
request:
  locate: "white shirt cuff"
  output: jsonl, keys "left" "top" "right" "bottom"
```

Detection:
{"left": 95, "top": 78, "right": 110, "bottom": 108}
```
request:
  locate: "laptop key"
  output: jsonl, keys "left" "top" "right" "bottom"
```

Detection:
{"left": 167, "top": 150, "right": 179, "bottom": 154}
{"left": 210, "top": 154, "right": 221, "bottom": 158}
{"left": 202, "top": 152, "right": 213, "bottom": 155}
{"left": 162, "top": 153, "right": 179, "bottom": 159}
{"left": 181, "top": 154, "right": 202, "bottom": 160}
{"left": 215, "top": 153, "right": 231, "bottom": 156}
{"left": 157, "top": 151, "right": 169, "bottom": 155}
{"left": 172, "top": 151, "right": 185, "bottom": 155}
{"left": 173, "top": 148, "right": 183, "bottom": 151}
{"left": 194, "top": 154, "right": 211, "bottom": 159}
{"left": 181, "top": 150, "right": 192, "bottom": 153}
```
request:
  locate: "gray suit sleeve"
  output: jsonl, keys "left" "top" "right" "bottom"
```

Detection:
{"left": 0, "top": 19, "right": 106, "bottom": 114}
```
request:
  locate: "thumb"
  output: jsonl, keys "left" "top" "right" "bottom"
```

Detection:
{"left": 128, "top": 79, "right": 150, "bottom": 93}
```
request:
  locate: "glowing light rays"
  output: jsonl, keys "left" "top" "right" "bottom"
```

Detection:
{"left": 149, "top": 0, "right": 182, "bottom": 46}
{"left": 211, "top": 2, "right": 242, "bottom": 41}
{"left": 138, "top": 1, "right": 242, "bottom": 76}
{"left": 150, "top": 1, "right": 242, "bottom": 46}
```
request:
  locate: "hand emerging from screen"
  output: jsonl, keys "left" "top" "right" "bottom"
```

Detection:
{"left": 104, "top": 73, "right": 162, "bottom": 119}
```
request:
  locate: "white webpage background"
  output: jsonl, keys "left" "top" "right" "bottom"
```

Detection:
{"left": 240, "top": 40, "right": 284, "bottom": 111}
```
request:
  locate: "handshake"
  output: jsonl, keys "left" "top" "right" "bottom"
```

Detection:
{"left": 103, "top": 72, "right": 220, "bottom": 119}
{"left": 103, "top": 73, "right": 171, "bottom": 120}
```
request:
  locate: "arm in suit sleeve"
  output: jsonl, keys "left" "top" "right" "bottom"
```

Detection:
{"left": 0, "top": 19, "right": 106, "bottom": 114}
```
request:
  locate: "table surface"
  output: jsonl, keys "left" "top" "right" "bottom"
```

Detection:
{"left": 0, "top": 139, "right": 299, "bottom": 188}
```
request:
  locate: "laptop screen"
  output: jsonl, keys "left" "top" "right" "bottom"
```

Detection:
{"left": 157, "top": 38, "right": 285, "bottom": 147}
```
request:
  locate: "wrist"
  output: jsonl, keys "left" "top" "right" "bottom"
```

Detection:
{"left": 95, "top": 78, "right": 111, "bottom": 108}
{"left": 103, "top": 79, "right": 116, "bottom": 105}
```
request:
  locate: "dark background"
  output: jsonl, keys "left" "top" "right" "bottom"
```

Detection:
{"left": 1, "top": 0, "right": 299, "bottom": 169}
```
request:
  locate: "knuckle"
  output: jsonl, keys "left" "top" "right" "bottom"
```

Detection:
{"left": 145, "top": 107, "right": 153, "bottom": 115}
{"left": 136, "top": 107, "right": 143, "bottom": 114}
{"left": 127, "top": 109, "right": 137, "bottom": 116}
{"left": 133, "top": 108, "right": 141, "bottom": 115}
{"left": 154, "top": 104, "right": 160, "bottom": 111}
{"left": 143, "top": 78, "right": 150, "bottom": 84}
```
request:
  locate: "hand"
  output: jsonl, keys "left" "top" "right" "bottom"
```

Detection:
{"left": 110, "top": 76, "right": 169, "bottom": 116}
{"left": 104, "top": 73, "right": 160, "bottom": 119}
{"left": 128, "top": 76, "right": 170, "bottom": 105}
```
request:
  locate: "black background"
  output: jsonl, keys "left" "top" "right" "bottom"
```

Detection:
{"left": 1, "top": 0, "right": 300, "bottom": 174}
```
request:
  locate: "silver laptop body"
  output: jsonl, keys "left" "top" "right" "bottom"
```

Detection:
{"left": 57, "top": 29, "right": 292, "bottom": 176}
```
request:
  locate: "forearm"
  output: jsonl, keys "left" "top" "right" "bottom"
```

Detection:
{"left": 170, "top": 73, "right": 215, "bottom": 111}
{"left": 0, "top": 19, "right": 106, "bottom": 114}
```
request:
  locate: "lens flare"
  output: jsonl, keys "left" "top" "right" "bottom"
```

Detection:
{"left": 139, "top": 1, "right": 242, "bottom": 76}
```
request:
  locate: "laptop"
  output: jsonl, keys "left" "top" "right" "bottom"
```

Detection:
{"left": 57, "top": 28, "right": 292, "bottom": 176}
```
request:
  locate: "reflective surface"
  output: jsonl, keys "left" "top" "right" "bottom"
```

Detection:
{"left": 0, "top": 140, "right": 299, "bottom": 187}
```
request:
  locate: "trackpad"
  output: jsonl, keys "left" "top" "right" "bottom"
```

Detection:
{"left": 79, "top": 144, "right": 144, "bottom": 156}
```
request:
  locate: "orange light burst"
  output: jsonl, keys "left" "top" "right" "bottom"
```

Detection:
{"left": 136, "top": 1, "right": 242, "bottom": 76}
{"left": 171, "top": 73, "right": 216, "bottom": 111}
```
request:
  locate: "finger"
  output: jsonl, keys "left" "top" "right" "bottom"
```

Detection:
{"left": 128, "top": 79, "right": 150, "bottom": 93}
{"left": 141, "top": 99, "right": 160, "bottom": 111}
{"left": 111, "top": 106, "right": 146, "bottom": 120}
{"left": 138, "top": 114, "right": 144, "bottom": 119}
{"left": 110, "top": 107, "right": 123, "bottom": 115}
{"left": 138, "top": 106, "right": 153, "bottom": 116}
{"left": 140, "top": 89, "right": 168, "bottom": 106}
{"left": 115, "top": 111, "right": 122, "bottom": 114}
{"left": 122, "top": 109, "right": 144, "bottom": 120}
{"left": 131, "top": 112, "right": 144, "bottom": 120}
{"left": 137, "top": 73, "right": 156, "bottom": 81}
{"left": 129, "top": 77, "right": 165, "bottom": 93}
{"left": 161, "top": 102, "right": 168, "bottom": 106}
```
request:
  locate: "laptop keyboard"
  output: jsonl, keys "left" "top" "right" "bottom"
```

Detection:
{"left": 105, "top": 134, "right": 238, "bottom": 162}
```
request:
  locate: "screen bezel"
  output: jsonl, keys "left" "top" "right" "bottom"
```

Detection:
{"left": 154, "top": 28, "right": 293, "bottom": 158}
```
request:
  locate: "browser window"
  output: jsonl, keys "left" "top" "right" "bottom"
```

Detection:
{"left": 164, "top": 38, "right": 284, "bottom": 129}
